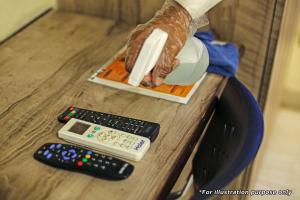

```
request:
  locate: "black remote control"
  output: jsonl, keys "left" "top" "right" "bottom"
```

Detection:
{"left": 58, "top": 106, "right": 160, "bottom": 142}
{"left": 34, "top": 143, "right": 134, "bottom": 180}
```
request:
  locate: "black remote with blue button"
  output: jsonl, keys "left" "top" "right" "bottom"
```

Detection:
{"left": 34, "top": 143, "right": 134, "bottom": 180}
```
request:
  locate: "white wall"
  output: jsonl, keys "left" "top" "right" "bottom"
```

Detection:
{"left": 253, "top": 0, "right": 300, "bottom": 188}
{"left": 0, "top": 0, "right": 55, "bottom": 42}
{"left": 282, "top": 13, "right": 300, "bottom": 108}
{"left": 284, "top": 19, "right": 300, "bottom": 93}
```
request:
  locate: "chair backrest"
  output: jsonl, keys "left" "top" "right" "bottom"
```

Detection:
{"left": 191, "top": 77, "right": 264, "bottom": 199}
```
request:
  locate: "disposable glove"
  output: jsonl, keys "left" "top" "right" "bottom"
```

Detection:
{"left": 125, "top": 0, "right": 192, "bottom": 86}
{"left": 125, "top": 0, "right": 222, "bottom": 86}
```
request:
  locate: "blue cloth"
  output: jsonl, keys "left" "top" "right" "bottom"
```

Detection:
{"left": 194, "top": 31, "right": 239, "bottom": 77}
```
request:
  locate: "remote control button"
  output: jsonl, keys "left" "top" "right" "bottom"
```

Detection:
{"left": 64, "top": 149, "right": 77, "bottom": 159}
{"left": 56, "top": 144, "right": 62, "bottom": 149}
{"left": 82, "top": 158, "right": 88, "bottom": 163}
{"left": 69, "top": 149, "right": 76, "bottom": 153}
{"left": 63, "top": 156, "right": 70, "bottom": 161}
{"left": 64, "top": 116, "right": 70, "bottom": 120}
{"left": 87, "top": 133, "right": 94, "bottom": 138}
{"left": 113, "top": 142, "right": 119, "bottom": 146}
{"left": 85, "top": 154, "right": 91, "bottom": 159}
{"left": 126, "top": 135, "right": 133, "bottom": 139}
{"left": 49, "top": 144, "right": 55, "bottom": 150}
{"left": 118, "top": 163, "right": 129, "bottom": 174}
{"left": 93, "top": 164, "right": 99, "bottom": 168}
{"left": 108, "top": 156, "right": 113, "bottom": 160}
{"left": 87, "top": 151, "right": 92, "bottom": 155}
{"left": 70, "top": 107, "right": 74, "bottom": 111}
{"left": 66, "top": 152, "right": 72, "bottom": 157}
{"left": 43, "top": 150, "right": 49, "bottom": 156}
{"left": 91, "top": 158, "right": 96, "bottom": 161}
{"left": 62, "top": 151, "right": 67, "bottom": 157}
{"left": 77, "top": 161, "right": 83, "bottom": 167}
{"left": 112, "top": 162, "right": 117, "bottom": 167}
{"left": 94, "top": 127, "right": 101, "bottom": 131}
{"left": 125, "top": 145, "right": 131, "bottom": 150}
{"left": 37, "top": 150, "right": 43, "bottom": 155}
{"left": 46, "top": 153, "right": 52, "bottom": 159}
{"left": 100, "top": 166, "right": 106, "bottom": 170}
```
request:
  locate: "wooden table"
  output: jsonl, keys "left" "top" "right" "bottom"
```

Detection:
{"left": 0, "top": 11, "right": 225, "bottom": 200}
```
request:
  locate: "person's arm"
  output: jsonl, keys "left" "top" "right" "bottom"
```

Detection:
{"left": 125, "top": 0, "right": 222, "bottom": 86}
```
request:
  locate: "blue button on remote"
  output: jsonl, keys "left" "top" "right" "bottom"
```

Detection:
{"left": 63, "top": 156, "right": 70, "bottom": 160}
{"left": 56, "top": 144, "right": 62, "bottom": 149}
{"left": 50, "top": 144, "right": 55, "bottom": 150}
{"left": 62, "top": 151, "right": 67, "bottom": 156}
{"left": 46, "top": 153, "right": 52, "bottom": 159}
{"left": 87, "top": 151, "right": 92, "bottom": 155}
{"left": 43, "top": 150, "right": 49, "bottom": 156}
{"left": 69, "top": 149, "right": 76, "bottom": 153}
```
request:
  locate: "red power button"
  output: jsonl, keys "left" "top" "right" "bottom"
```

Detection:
{"left": 64, "top": 116, "right": 70, "bottom": 120}
{"left": 77, "top": 161, "right": 83, "bottom": 167}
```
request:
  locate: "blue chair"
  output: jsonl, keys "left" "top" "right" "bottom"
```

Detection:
{"left": 168, "top": 77, "right": 264, "bottom": 200}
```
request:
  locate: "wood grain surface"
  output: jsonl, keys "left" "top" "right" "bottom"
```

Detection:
{"left": 0, "top": 11, "right": 224, "bottom": 200}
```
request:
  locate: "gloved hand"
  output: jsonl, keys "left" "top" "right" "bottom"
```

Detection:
{"left": 125, "top": 0, "right": 192, "bottom": 86}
